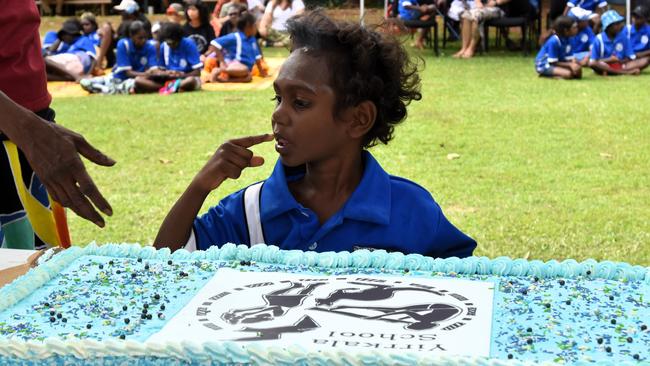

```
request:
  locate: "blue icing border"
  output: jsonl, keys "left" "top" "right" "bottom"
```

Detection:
{"left": 0, "top": 243, "right": 648, "bottom": 365}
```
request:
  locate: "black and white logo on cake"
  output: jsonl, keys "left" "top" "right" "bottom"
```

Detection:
{"left": 150, "top": 269, "right": 495, "bottom": 356}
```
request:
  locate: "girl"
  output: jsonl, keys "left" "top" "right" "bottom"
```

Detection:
{"left": 154, "top": 10, "right": 476, "bottom": 259}
{"left": 205, "top": 12, "right": 267, "bottom": 83}
{"left": 44, "top": 19, "right": 97, "bottom": 81}
{"left": 183, "top": 0, "right": 216, "bottom": 54}
{"left": 80, "top": 21, "right": 158, "bottom": 94}
{"left": 535, "top": 16, "right": 582, "bottom": 79}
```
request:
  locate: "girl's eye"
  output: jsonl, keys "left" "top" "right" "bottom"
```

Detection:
{"left": 271, "top": 95, "right": 281, "bottom": 105}
{"left": 294, "top": 98, "right": 310, "bottom": 109}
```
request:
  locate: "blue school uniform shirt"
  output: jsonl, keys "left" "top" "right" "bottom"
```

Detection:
{"left": 65, "top": 36, "right": 97, "bottom": 74}
{"left": 535, "top": 34, "right": 574, "bottom": 69}
{"left": 160, "top": 37, "right": 203, "bottom": 73}
{"left": 193, "top": 151, "right": 477, "bottom": 258}
{"left": 84, "top": 31, "right": 102, "bottom": 47}
{"left": 590, "top": 30, "right": 636, "bottom": 61}
{"left": 42, "top": 31, "right": 70, "bottom": 55}
{"left": 621, "top": 24, "right": 650, "bottom": 53}
{"left": 113, "top": 38, "right": 158, "bottom": 81}
{"left": 570, "top": 26, "right": 595, "bottom": 54}
{"left": 210, "top": 31, "right": 261, "bottom": 70}
{"left": 567, "top": 0, "right": 606, "bottom": 11}
{"left": 398, "top": 0, "right": 420, "bottom": 20}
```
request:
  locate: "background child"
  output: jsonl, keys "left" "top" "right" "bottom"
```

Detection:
{"left": 398, "top": 0, "right": 438, "bottom": 49}
{"left": 44, "top": 19, "right": 97, "bottom": 81}
{"left": 205, "top": 12, "right": 267, "bottom": 82}
{"left": 535, "top": 16, "right": 581, "bottom": 79}
{"left": 183, "top": 0, "right": 216, "bottom": 54}
{"left": 135, "top": 22, "right": 203, "bottom": 93}
{"left": 166, "top": 3, "right": 186, "bottom": 24}
{"left": 563, "top": 0, "right": 606, "bottom": 31}
{"left": 589, "top": 10, "right": 649, "bottom": 75}
{"left": 621, "top": 5, "right": 650, "bottom": 59}
{"left": 154, "top": 10, "right": 477, "bottom": 259}
{"left": 81, "top": 21, "right": 158, "bottom": 94}
{"left": 568, "top": 8, "right": 595, "bottom": 66}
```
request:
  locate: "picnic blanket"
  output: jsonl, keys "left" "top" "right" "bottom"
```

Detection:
{"left": 47, "top": 58, "right": 285, "bottom": 99}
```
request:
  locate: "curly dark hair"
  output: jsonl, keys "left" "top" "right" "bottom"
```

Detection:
{"left": 286, "top": 10, "right": 422, "bottom": 148}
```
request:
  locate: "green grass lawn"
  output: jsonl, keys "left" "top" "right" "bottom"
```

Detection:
{"left": 50, "top": 47, "right": 650, "bottom": 266}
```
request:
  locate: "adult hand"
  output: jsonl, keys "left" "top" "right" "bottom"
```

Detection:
{"left": 21, "top": 121, "right": 116, "bottom": 227}
{"left": 192, "top": 134, "right": 273, "bottom": 193}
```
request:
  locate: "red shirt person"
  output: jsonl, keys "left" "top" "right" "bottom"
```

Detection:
{"left": 0, "top": 0, "right": 115, "bottom": 249}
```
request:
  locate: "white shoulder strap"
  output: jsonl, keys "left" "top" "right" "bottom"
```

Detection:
{"left": 244, "top": 182, "right": 265, "bottom": 245}
{"left": 597, "top": 34, "right": 604, "bottom": 59}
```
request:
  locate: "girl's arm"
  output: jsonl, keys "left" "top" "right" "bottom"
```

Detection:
{"left": 154, "top": 134, "right": 274, "bottom": 250}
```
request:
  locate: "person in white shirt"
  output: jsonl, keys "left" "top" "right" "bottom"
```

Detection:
{"left": 259, "top": 0, "right": 305, "bottom": 46}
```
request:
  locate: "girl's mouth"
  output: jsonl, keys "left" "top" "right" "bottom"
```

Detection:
{"left": 274, "top": 132, "right": 290, "bottom": 153}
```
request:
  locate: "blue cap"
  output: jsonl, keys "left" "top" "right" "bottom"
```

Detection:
{"left": 601, "top": 10, "right": 624, "bottom": 31}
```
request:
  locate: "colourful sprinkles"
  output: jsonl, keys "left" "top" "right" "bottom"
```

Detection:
{"left": 0, "top": 254, "right": 646, "bottom": 364}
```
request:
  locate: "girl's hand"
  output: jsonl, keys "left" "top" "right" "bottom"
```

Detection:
{"left": 192, "top": 134, "right": 274, "bottom": 193}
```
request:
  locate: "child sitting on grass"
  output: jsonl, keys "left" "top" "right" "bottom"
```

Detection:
{"left": 134, "top": 22, "right": 203, "bottom": 93}
{"left": 204, "top": 12, "right": 268, "bottom": 83}
{"left": 568, "top": 8, "right": 595, "bottom": 66}
{"left": 80, "top": 21, "right": 158, "bottom": 94}
{"left": 589, "top": 10, "right": 649, "bottom": 75}
{"left": 535, "top": 16, "right": 581, "bottom": 79}
{"left": 621, "top": 5, "right": 650, "bottom": 59}
{"left": 44, "top": 19, "right": 97, "bottom": 82}
{"left": 154, "top": 10, "right": 477, "bottom": 258}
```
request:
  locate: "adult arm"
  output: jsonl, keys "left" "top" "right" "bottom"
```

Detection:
{"left": 0, "top": 90, "right": 115, "bottom": 227}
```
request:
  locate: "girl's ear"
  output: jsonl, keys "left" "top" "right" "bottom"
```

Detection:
{"left": 347, "top": 100, "right": 377, "bottom": 140}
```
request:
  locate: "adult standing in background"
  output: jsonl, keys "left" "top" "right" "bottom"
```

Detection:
{"left": 0, "top": 0, "right": 115, "bottom": 249}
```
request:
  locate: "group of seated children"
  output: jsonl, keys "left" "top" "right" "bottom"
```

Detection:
{"left": 535, "top": 6, "right": 650, "bottom": 79}
{"left": 41, "top": 0, "right": 268, "bottom": 95}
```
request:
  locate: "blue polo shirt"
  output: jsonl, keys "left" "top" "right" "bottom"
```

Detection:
{"left": 64, "top": 36, "right": 97, "bottom": 74}
{"left": 113, "top": 38, "right": 158, "bottom": 80}
{"left": 621, "top": 24, "right": 650, "bottom": 53}
{"left": 567, "top": 0, "right": 606, "bottom": 11}
{"left": 398, "top": 0, "right": 420, "bottom": 20}
{"left": 570, "top": 26, "right": 595, "bottom": 54}
{"left": 535, "top": 34, "right": 573, "bottom": 69}
{"left": 42, "top": 31, "right": 70, "bottom": 55}
{"left": 160, "top": 37, "right": 203, "bottom": 73}
{"left": 84, "top": 31, "right": 102, "bottom": 47}
{"left": 210, "top": 31, "right": 262, "bottom": 70}
{"left": 193, "top": 151, "right": 477, "bottom": 258}
{"left": 590, "top": 31, "right": 636, "bottom": 61}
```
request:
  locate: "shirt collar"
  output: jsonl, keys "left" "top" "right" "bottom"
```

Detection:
{"left": 260, "top": 151, "right": 391, "bottom": 225}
